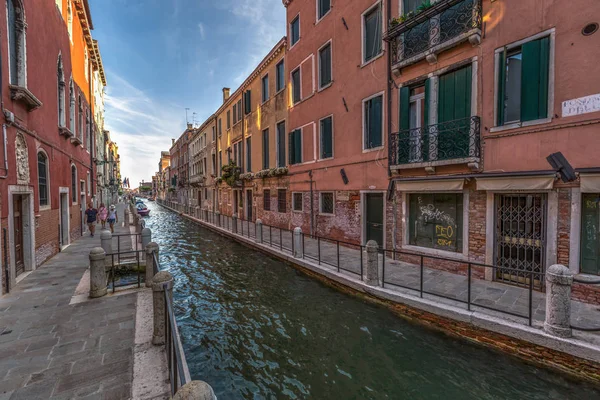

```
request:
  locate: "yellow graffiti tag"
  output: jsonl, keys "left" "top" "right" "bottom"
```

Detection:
{"left": 435, "top": 225, "right": 454, "bottom": 239}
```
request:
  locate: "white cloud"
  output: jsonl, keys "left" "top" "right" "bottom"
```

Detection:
{"left": 198, "top": 22, "right": 206, "bottom": 40}
{"left": 103, "top": 72, "right": 185, "bottom": 188}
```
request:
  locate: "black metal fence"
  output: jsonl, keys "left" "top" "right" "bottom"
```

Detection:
{"left": 105, "top": 249, "right": 144, "bottom": 293}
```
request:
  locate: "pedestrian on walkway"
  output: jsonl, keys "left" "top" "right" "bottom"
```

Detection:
{"left": 85, "top": 203, "right": 99, "bottom": 237}
{"left": 98, "top": 203, "right": 108, "bottom": 229}
{"left": 107, "top": 205, "right": 119, "bottom": 233}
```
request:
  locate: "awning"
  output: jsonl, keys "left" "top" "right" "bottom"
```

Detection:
{"left": 475, "top": 175, "right": 555, "bottom": 191}
{"left": 580, "top": 174, "right": 600, "bottom": 193}
{"left": 395, "top": 179, "right": 464, "bottom": 192}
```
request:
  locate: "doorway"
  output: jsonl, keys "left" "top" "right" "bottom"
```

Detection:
{"left": 580, "top": 193, "right": 600, "bottom": 275}
{"left": 246, "top": 189, "right": 253, "bottom": 221}
{"left": 13, "top": 195, "right": 24, "bottom": 277}
{"left": 365, "top": 193, "right": 384, "bottom": 246}
{"left": 59, "top": 189, "right": 70, "bottom": 248}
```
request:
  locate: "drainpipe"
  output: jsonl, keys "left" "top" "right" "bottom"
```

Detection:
{"left": 309, "top": 170, "right": 314, "bottom": 236}
{"left": 386, "top": 0, "right": 392, "bottom": 179}
{"left": 0, "top": 29, "right": 8, "bottom": 179}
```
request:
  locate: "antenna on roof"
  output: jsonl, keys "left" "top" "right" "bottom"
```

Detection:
{"left": 185, "top": 108, "right": 190, "bottom": 124}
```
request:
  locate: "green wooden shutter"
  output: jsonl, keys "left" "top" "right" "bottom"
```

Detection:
{"left": 288, "top": 132, "right": 294, "bottom": 164}
{"left": 521, "top": 37, "right": 549, "bottom": 122}
{"left": 399, "top": 86, "right": 410, "bottom": 131}
{"left": 424, "top": 79, "right": 430, "bottom": 127}
{"left": 497, "top": 48, "right": 507, "bottom": 126}
{"left": 294, "top": 129, "right": 302, "bottom": 163}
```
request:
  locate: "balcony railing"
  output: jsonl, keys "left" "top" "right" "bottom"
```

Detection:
{"left": 384, "top": 0, "right": 482, "bottom": 69}
{"left": 389, "top": 116, "right": 480, "bottom": 167}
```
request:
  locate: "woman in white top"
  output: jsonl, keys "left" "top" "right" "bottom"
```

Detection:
{"left": 107, "top": 205, "right": 119, "bottom": 233}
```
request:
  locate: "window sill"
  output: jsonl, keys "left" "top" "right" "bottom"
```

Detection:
{"left": 401, "top": 244, "right": 467, "bottom": 261}
{"left": 319, "top": 212, "right": 334, "bottom": 217}
{"left": 317, "top": 81, "right": 333, "bottom": 93}
{"left": 39, "top": 205, "right": 51, "bottom": 212}
{"left": 59, "top": 126, "right": 74, "bottom": 138}
{"left": 360, "top": 52, "right": 384, "bottom": 69}
{"left": 317, "top": 156, "right": 334, "bottom": 162}
{"left": 10, "top": 85, "right": 42, "bottom": 111}
{"left": 362, "top": 145, "right": 384, "bottom": 154}
{"left": 489, "top": 117, "right": 552, "bottom": 133}
{"left": 292, "top": 209, "right": 303, "bottom": 213}
{"left": 70, "top": 136, "right": 83, "bottom": 146}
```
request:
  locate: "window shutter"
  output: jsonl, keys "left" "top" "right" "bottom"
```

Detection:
{"left": 497, "top": 48, "right": 507, "bottom": 126}
{"left": 321, "top": 118, "right": 332, "bottom": 158}
{"left": 288, "top": 131, "right": 294, "bottom": 164}
{"left": 244, "top": 91, "right": 252, "bottom": 114}
{"left": 294, "top": 129, "right": 302, "bottom": 163}
{"left": 521, "top": 37, "right": 549, "bottom": 122}
{"left": 399, "top": 86, "right": 410, "bottom": 131}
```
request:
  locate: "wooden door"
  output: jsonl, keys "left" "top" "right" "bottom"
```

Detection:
{"left": 246, "top": 190, "right": 253, "bottom": 221}
{"left": 13, "top": 195, "right": 24, "bottom": 276}
{"left": 365, "top": 193, "right": 384, "bottom": 246}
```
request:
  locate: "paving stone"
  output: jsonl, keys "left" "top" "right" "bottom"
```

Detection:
{"left": 55, "top": 359, "right": 131, "bottom": 394}
{"left": 51, "top": 341, "right": 86, "bottom": 357}
{"left": 27, "top": 363, "right": 73, "bottom": 385}
{"left": 8, "top": 380, "right": 54, "bottom": 399}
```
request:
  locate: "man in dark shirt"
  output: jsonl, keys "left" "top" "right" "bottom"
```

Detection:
{"left": 84, "top": 203, "right": 99, "bottom": 237}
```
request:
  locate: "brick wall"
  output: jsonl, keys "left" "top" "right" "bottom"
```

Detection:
{"left": 468, "top": 188, "right": 487, "bottom": 263}
{"left": 572, "top": 282, "right": 600, "bottom": 305}
{"left": 35, "top": 209, "right": 59, "bottom": 267}
{"left": 254, "top": 176, "right": 291, "bottom": 230}
{"left": 70, "top": 204, "right": 83, "bottom": 241}
{"left": 557, "top": 188, "right": 571, "bottom": 266}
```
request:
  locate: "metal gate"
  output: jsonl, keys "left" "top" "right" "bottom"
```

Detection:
{"left": 495, "top": 194, "right": 546, "bottom": 289}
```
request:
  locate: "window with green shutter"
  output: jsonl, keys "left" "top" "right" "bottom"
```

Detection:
{"left": 320, "top": 116, "right": 333, "bottom": 159}
{"left": 292, "top": 68, "right": 301, "bottom": 104}
{"left": 319, "top": 43, "right": 332, "bottom": 88}
{"left": 262, "top": 129, "right": 270, "bottom": 169}
{"left": 364, "top": 95, "right": 383, "bottom": 149}
{"left": 246, "top": 137, "right": 252, "bottom": 172}
{"left": 244, "top": 90, "right": 252, "bottom": 114}
{"left": 276, "top": 60, "right": 285, "bottom": 92}
{"left": 290, "top": 16, "right": 300, "bottom": 46}
{"left": 363, "top": 4, "right": 382, "bottom": 63}
{"left": 262, "top": 75, "right": 269, "bottom": 103}
{"left": 289, "top": 129, "right": 302, "bottom": 165}
{"left": 497, "top": 36, "right": 550, "bottom": 126}
{"left": 277, "top": 121, "right": 286, "bottom": 167}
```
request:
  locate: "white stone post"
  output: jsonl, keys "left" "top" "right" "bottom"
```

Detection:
{"left": 172, "top": 381, "right": 216, "bottom": 400}
{"left": 544, "top": 264, "right": 574, "bottom": 338}
{"left": 141, "top": 227, "right": 152, "bottom": 250}
{"left": 124, "top": 208, "right": 130, "bottom": 226}
{"left": 232, "top": 213, "right": 238, "bottom": 234}
{"left": 293, "top": 227, "right": 302, "bottom": 258}
{"left": 256, "top": 219, "right": 263, "bottom": 243}
{"left": 364, "top": 240, "right": 379, "bottom": 286}
{"left": 145, "top": 242, "right": 159, "bottom": 288}
{"left": 216, "top": 212, "right": 221, "bottom": 227}
{"left": 89, "top": 247, "right": 107, "bottom": 298}
{"left": 152, "top": 270, "right": 174, "bottom": 345}
{"left": 100, "top": 230, "right": 113, "bottom": 267}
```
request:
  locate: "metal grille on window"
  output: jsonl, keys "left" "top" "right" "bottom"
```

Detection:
{"left": 293, "top": 193, "right": 302, "bottom": 211}
{"left": 495, "top": 194, "right": 546, "bottom": 289}
{"left": 278, "top": 189, "right": 287, "bottom": 213}
{"left": 264, "top": 190, "right": 271, "bottom": 211}
{"left": 321, "top": 193, "right": 334, "bottom": 214}
{"left": 38, "top": 154, "right": 48, "bottom": 206}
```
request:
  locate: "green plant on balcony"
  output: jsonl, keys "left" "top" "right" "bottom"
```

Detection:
{"left": 389, "top": 1, "right": 432, "bottom": 28}
{"left": 221, "top": 161, "right": 241, "bottom": 187}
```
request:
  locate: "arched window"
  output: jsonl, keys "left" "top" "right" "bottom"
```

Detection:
{"left": 67, "top": 0, "right": 72, "bottom": 41}
{"left": 78, "top": 95, "right": 83, "bottom": 143}
{"left": 7, "top": 0, "right": 27, "bottom": 87}
{"left": 38, "top": 152, "right": 49, "bottom": 206}
{"left": 57, "top": 54, "right": 66, "bottom": 127}
{"left": 69, "top": 77, "right": 75, "bottom": 135}
{"left": 71, "top": 165, "right": 77, "bottom": 203}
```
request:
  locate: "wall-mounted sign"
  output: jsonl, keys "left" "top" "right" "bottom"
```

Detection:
{"left": 562, "top": 93, "right": 600, "bottom": 117}
{"left": 337, "top": 191, "right": 350, "bottom": 201}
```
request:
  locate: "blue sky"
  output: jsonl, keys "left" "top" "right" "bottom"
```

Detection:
{"left": 89, "top": 0, "right": 286, "bottom": 187}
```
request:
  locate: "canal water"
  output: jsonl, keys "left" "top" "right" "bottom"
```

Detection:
{"left": 143, "top": 202, "right": 600, "bottom": 399}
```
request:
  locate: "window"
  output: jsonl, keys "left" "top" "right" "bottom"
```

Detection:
{"left": 71, "top": 165, "right": 77, "bottom": 203}
{"left": 319, "top": 43, "right": 332, "bottom": 88}
{"left": 237, "top": 99, "right": 242, "bottom": 120}
{"left": 38, "top": 152, "right": 48, "bottom": 206}
{"left": 69, "top": 78, "right": 75, "bottom": 134}
{"left": 320, "top": 192, "right": 334, "bottom": 215}
{"left": 363, "top": 3, "right": 382, "bottom": 63}
{"left": 291, "top": 68, "right": 301, "bottom": 104}
{"left": 408, "top": 193, "right": 463, "bottom": 253}
{"left": 218, "top": 151, "right": 222, "bottom": 177}
{"left": 364, "top": 94, "right": 383, "bottom": 149}
{"left": 276, "top": 60, "right": 285, "bottom": 92}
{"left": 320, "top": 116, "right": 333, "bottom": 159}
{"left": 7, "top": 0, "right": 26, "bottom": 87}
{"left": 318, "top": 0, "right": 331, "bottom": 20}
{"left": 402, "top": 0, "right": 420, "bottom": 13}
{"left": 218, "top": 118, "right": 222, "bottom": 135}
{"left": 87, "top": 171, "right": 91, "bottom": 195}
{"left": 246, "top": 137, "right": 252, "bottom": 172}
{"left": 278, "top": 189, "right": 287, "bottom": 213}
{"left": 233, "top": 104, "right": 238, "bottom": 124}
{"left": 290, "top": 16, "right": 300, "bottom": 46}
{"left": 67, "top": 0, "right": 73, "bottom": 41}
{"left": 79, "top": 96, "right": 84, "bottom": 143}
{"left": 262, "top": 75, "right": 269, "bottom": 103}
{"left": 227, "top": 110, "right": 231, "bottom": 129}
{"left": 84, "top": 48, "right": 89, "bottom": 81}
{"left": 212, "top": 154, "right": 216, "bottom": 174}
{"left": 86, "top": 110, "right": 91, "bottom": 150}
{"left": 262, "top": 129, "right": 270, "bottom": 169}
{"left": 497, "top": 36, "right": 550, "bottom": 125}
{"left": 57, "top": 55, "right": 66, "bottom": 127}
{"left": 277, "top": 121, "right": 286, "bottom": 167}
{"left": 212, "top": 126, "right": 216, "bottom": 141}
{"left": 293, "top": 192, "right": 303, "bottom": 212}
{"left": 581, "top": 194, "right": 600, "bottom": 275}
{"left": 263, "top": 189, "right": 271, "bottom": 211}
{"left": 289, "top": 129, "right": 302, "bottom": 165}
{"left": 244, "top": 90, "right": 251, "bottom": 114}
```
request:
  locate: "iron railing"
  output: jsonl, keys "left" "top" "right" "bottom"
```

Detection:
{"left": 384, "top": 0, "right": 482, "bottom": 67}
{"left": 106, "top": 249, "right": 144, "bottom": 293}
{"left": 389, "top": 116, "right": 480, "bottom": 166}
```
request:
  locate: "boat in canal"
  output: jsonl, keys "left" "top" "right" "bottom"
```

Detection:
{"left": 136, "top": 202, "right": 150, "bottom": 216}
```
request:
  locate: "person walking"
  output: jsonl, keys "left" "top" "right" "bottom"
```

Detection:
{"left": 107, "top": 205, "right": 119, "bottom": 233}
{"left": 84, "top": 203, "right": 99, "bottom": 237}
{"left": 98, "top": 203, "right": 108, "bottom": 229}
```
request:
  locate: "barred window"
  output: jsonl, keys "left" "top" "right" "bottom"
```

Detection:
{"left": 320, "top": 192, "right": 334, "bottom": 215}
{"left": 38, "top": 152, "right": 48, "bottom": 206}
{"left": 292, "top": 192, "right": 303, "bottom": 212}
{"left": 263, "top": 189, "right": 271, "bottom": 211}
{"left": 278, "top": 189, "right": 287, "bottom": 213}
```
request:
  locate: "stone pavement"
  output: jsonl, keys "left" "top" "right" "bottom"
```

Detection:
{"left": 0, "top": 203, "right": 138, "bottom": 399}
{"left": 169, "top": 204, "right": 600, "bottom": 343}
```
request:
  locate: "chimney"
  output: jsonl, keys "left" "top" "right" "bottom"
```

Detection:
{"left": 222, "top": 87, "right": 231, "bottom": 103}
{"left": 187, "top": 123, "right": 193, "bottom": 130}
{"left": 171, "top": 138, "right": 175, "bottom": 146}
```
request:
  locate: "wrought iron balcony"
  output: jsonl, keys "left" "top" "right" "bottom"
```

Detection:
{"left": 389, "top": 116, "right": 480, "bottom": 169}
{"left": 384, "top": 0, "right": 482, "bottom": 70}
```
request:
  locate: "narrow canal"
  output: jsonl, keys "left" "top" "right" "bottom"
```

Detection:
{"left": 143, "top": 202, "right": 599, "bottom": 399}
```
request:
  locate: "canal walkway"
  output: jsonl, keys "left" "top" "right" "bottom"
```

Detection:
{"left": 0, "top": 204, "right": 150, "bottom": 399}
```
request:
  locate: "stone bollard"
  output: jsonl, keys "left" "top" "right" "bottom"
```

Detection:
{"left": 100, "top": 230, "right": 113, "bottom": 267}
{"left": 256, "top": 219, "right": 263, "bottom": 243}
{"left": 293, "top": 227, "right": 302, "bottom": 258}
{"left": 141, "top": 227, "right": 152, "bottom": 250}
{"left": 232, "top": 213, "right": 238, "bottom": 234}
{"left": 544, "top": 264, "right": 574, "bottom": 338}
{"left": 364, "top": 240, "right": 379, "bottom": 286}
{"left": 124, "top": 208, "right": 130, "bottom": 226}
{"left": 145, "top": 242, "right": 159, "bottom": 288}
{"left": 216, "top": 212, "right": 221, "bottom": 227}
{"left": 152, "top": 270, "right": 174, "bottom": 345}
{"left": 172, "top": 381, "right": 216, "bottom": 400}
{"left": 89, "top": 247, "right": 107, "bottom": 298}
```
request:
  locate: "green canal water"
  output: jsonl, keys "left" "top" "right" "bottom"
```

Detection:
{"left": 144, "top": 203, "right": 600, "bottom": 399}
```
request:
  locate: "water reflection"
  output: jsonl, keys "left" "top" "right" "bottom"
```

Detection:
{"left": 143, "top": 202, "right": 599, "bottom": 399}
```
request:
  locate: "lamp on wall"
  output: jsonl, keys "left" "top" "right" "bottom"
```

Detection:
{"left": 546, "top": 152, "right": 576, "bottom": 183}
